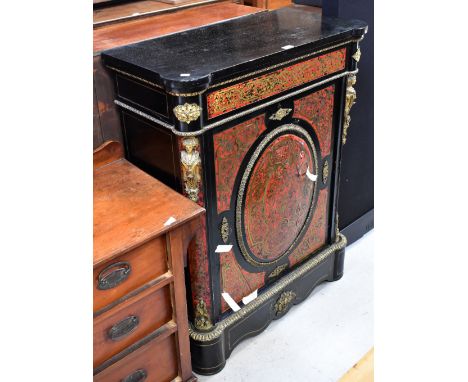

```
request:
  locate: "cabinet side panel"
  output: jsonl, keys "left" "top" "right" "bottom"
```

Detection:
{"left": 123, "top": 112, "right": 180, "bottom": 191}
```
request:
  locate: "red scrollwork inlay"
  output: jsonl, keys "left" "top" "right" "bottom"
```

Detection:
{"left": 293, "top": 85, "right": 335, "bottom": 156}
{"left": 220, "top": 250, "right": 265, "bottom": 313}
{"left": 214, "top": 115, "right": 266, "bottom": 212}
{"left": 289, "top": 189, "right": 329, "bottom": 267}
{"left": 207, "top": 48, "right": 346, "bottom": 119}
{"left": 244, "top": 134, "right": 316, "bottom": 262}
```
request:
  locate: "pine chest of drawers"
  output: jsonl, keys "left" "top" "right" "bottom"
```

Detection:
{"left": 102, "top": 8, "right": 367, "bottom": 374}
{"left": 93, "top": 141, "right": 204, "bottom": 381}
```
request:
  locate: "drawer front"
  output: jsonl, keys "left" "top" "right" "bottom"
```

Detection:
{"left": 93, "top": 283, "right": 172, "bottom": 368}
{"left": 94, "top": 333, "right": 178, "bottom": 382}
{"left": 206, "top": 47, "right": 346, "bottom": 119}
{"left": 94, "top": 237, "right": 167, "bottom": 312}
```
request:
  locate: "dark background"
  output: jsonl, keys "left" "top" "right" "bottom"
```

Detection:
{"left": 295, "top": 0, "right": 374, "bottom": 244}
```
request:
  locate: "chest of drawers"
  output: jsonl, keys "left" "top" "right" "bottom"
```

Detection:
{"left": 93, "top": 141, "right": 204, "bottom": 381}
{"left": 101, "top": 8, "right": 367, "bottom": 374}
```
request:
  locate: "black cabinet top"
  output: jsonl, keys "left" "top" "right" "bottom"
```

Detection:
{"left": 102, "top": 8, "right": 367, "bottom": 93}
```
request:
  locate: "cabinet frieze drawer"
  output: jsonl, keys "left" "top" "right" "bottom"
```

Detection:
{"left": 206, "top": 47, "right": 347, "bottom": 119}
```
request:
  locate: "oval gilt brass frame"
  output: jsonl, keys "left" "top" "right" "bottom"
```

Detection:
{"left": 235, "top": 124, "right": 319, "bottom": 267}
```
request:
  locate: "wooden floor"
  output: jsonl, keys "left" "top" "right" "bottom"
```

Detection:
{"left": 339, "top": 348, "right": 374, "bottom": 382}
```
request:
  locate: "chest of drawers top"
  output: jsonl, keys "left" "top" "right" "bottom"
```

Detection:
{"left": 93, "top": 141, "right": 204, "bottom": 267}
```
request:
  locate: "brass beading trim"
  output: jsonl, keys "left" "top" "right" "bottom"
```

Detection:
{"left": 114, "top": 69, "right": 359, "bottom": 137}
{"left": 107, "top": 66, "right": 164, "bottom": 89}
{"left": 189, "top": 232, "right": 347, "bottom": 342}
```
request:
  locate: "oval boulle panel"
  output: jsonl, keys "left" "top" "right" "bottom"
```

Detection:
{"left": 236, "top": 124, "right": 318, "bottom": 266}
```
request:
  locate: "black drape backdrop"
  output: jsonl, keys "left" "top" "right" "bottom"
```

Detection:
{"left": 294, "top": 0, "right": 374, "bottom": 244}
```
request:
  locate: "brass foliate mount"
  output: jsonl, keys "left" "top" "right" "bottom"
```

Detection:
{"left": 268, "top": 263, "right": 289, "bottom": 279}
{"left": 181, "top": 137, "right": 202, "bottom": 202}
{"left": 194, "top": 299, "right": 213, "bottom": 331}
{"left": 274, "top": 290, "right": 296, "bottom": 316}
{"left": 220, "top": 217, "right": 229, "bottom": 244}
{"left": 322, "top": 160, "right": 329, "bottom": 185}
{"left": 173, "top": 103, "right": 201, "bottom": 124}
{"left": 352, "top": 47, "right": 361, "bottom": 63}
{"left": 269, "top": 108, "right": 292, "bottom": 121}
{"left": 342, "top": 74, "right": 357, "bottom": 145}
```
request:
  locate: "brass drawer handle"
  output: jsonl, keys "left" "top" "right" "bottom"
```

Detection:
{"left": 122, "top": 369, "right": 147, "bottom": 382}
{"left": 97, "top": 261, "right": 131, "bottom": 290}
{"left": 108, "top": 315, "right": 140, "bottom": 341}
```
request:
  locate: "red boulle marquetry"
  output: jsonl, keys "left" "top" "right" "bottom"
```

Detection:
{"left": 101, "top": 7, "right": 367, "bottom": 374}
{"left": 244, "top": 134, "right": 316, "bottom": 261}
{"left": 214, "top": 115, "right": 267, "bottom": 213}
{"left": 220, "top": 250, "right": 266, "bottom": 313}
{"left": 206, "top": 48, "right": 346, "bottom": 119}
{"left": 294, "top": 85, "right": 335, "bottom": 156}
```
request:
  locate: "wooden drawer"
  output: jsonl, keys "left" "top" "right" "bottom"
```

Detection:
{"left": 94, "top": 237, "right": 167, "bottom": 312}
{"left": 94, "top": 332, "right": 178, "bottom": 382}
{"left": 93, "top": 282, "right": 172, "bottom": 368}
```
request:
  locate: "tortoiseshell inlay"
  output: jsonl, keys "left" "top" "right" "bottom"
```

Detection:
{"left": 293, "top": 85, "right": 335, "bottom": 156}
{"left": 220, "top": 250, "right": 265, "bottom": 313}
{"left": 243, "top": 134, "right": 316, "bottom": 262}
{"left": 289, "top": 189, "right": 329, "bottom": 266}
{"left": 206, "top": 48, "right": 346, "bottom": 119}
{"left": 213, "top": 115, "right": 266, "bottom": 212}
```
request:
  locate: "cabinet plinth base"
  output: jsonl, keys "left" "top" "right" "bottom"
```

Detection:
{"left": 189, "top": 233, "right": 347, "bottom": 375}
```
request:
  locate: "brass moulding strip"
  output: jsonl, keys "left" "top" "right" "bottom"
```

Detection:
{"left": 115, "top": 100, "right": 176, "bottom": 130}
{"left": 106, "top": 66, "right": 164, "bottom": 90}
{"left": 114, "top": 69, "right": 359, "bottom": 137}
{"left": 189, "top": 232, "right": 347, "bottom": 342}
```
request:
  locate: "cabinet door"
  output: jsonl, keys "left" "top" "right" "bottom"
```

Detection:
{"left": 213, "top": 84, "right": 337, "bottom": 314}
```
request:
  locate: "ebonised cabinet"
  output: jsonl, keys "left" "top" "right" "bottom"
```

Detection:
{"left": 102, "top": 8, "right": 367, "bottom": 374}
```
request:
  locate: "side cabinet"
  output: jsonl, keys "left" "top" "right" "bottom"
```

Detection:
{"left": 102, "top": 8, "right": 367, "bottom": 374}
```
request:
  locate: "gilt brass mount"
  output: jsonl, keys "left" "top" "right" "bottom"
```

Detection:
{"left": 194, "top": 299, "right": 213, "bottom": 331}
{"left": 173, "top": 103, "right": 201, "bottom": 124}
{"left": 342, "top": 74, "right": 357, "bottom": 145}
{"left": 274, "top": 290, "right": 296, "bottom": 316}
{"left": 181, "top": 137, "right": 202, "bottom": 202}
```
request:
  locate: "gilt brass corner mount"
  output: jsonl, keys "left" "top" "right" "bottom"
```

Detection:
{"left": 352, "top": 47, "right": 361, "bottom": 63}
{"left": 173, "top": 103, "right": 201, "bottom": 124}
{"left": 342, "top": 74, "right": 357, "bottom": 145}
{"left": 194, "top": 299, "right": 213, "bottom": 331}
